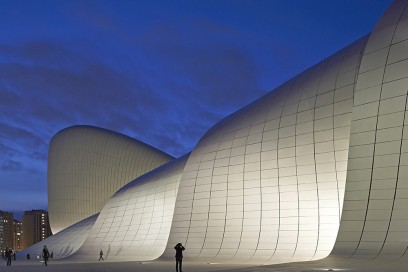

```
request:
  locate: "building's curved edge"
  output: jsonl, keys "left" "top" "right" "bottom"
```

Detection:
{"left": 331, "top": 0, "right": 408, "bottom": 261}
{"left": 53, "top": 125, "right": 174, "bottom": 160}
{"left": 48, "top": 125, "right": 174, "bottom": 233}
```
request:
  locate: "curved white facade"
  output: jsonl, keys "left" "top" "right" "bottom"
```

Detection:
{"left": 332, "top": 0, "right": 408, "bottom": 260}
{"left": 48, "top": 125, "right": 173, "bottom": 233}
{"left": 40, "top": 0, "right": 408, "bottom": 267}
{"left": 160, "top": 35, "right": 366, "bottom": 263}
{"left": 75, "top": 155, "right": 189, "bottom": 261}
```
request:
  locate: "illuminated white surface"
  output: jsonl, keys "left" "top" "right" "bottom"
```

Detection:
{"left": 41, "top": 0, "right": 408, "bottom": 267}
{"left": 161, "top": 36, "right": 366, "bottom": 263}
{"left": 48, "top": 125, "right": 173, "bottom": 234}
{"left": 73, "top": 155, "right": 188, "bottom": 261}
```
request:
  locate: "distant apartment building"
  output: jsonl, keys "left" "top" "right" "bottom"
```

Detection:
{"left": 13, "top": 220, "right": 22, "bottom": 251}
{"left": 0, "top": 211, "right": 14, "bottom": 255}
{"left": 22, "top": 210, "right": 52, "bottom": 249}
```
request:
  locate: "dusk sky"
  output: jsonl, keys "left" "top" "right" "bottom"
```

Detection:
{"left": 0, "top": 0, "right": 393, "bottom": 218}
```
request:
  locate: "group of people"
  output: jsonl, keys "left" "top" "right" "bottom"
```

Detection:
{"left": 3, "top": 243, "right": 184, "bottom": 269}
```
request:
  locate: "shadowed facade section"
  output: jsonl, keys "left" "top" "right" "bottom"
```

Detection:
{"left": 18, "top": 214, "right": 98, "bottom": 259}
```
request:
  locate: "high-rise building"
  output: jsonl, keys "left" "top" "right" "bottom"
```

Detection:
{"left": 13, "top": 220, "right": 22, "bottom": 251}
{"left": 0, "top": 211, "right": 14, "bottom": 255}
{"left": 22, "top": 210, "right": 52, "bottom": 249}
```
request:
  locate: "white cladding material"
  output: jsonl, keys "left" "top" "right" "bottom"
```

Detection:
{"left": 162, "top": 36, "right": 367, "bottom": 264}
{"left": 48, "top": 126, "right": 173, "bottom": 234}
{"left": 73, "top": 155, "right": 188, "bottom": 261}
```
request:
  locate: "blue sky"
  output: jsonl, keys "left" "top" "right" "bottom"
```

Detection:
{"left": 0, "top": 0, "right": 393, "bottom": 217}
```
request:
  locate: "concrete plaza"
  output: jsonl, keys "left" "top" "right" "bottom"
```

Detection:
{"left": 1, "top": 257, "right": 408, "bottom": 272}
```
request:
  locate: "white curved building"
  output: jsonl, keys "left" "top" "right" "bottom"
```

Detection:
{"left": 48, "top": 126, "right": 174, "bottom": 233}
{"left": 28, "top": 0, "right": 408, "bottom": 267}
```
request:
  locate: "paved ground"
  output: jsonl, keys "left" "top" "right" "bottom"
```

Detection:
{"left": 0, "top": 259, "right": 251, "bottom": 272}
{"left": 1, "top": 256, "right": 408, "bottom": 272}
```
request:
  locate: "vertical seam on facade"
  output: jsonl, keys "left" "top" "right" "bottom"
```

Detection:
{"left": 180, "top": 151, "right": 201, "bottom": 255}
{"left": 289, "top": 73, "right": 309, "bottom": 261}
{"left": 250, "top": 100, "right": 269, "bottom": 261}
{"left": 198, "top": 140, "right": 221, "bottom": 256}
{"left": 312, "top": 58, "right": 330, "bottom": 259}
{"left": 232, "top": 127, "right": 250, "bottom": 258}
{"left": 265, "top": 79, "right": 296, "bottom": 263}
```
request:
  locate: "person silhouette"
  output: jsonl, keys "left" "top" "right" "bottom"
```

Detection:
{"left": 99, "top": 249, "right": 104, "bottom": 261}
{"left": 174, "top": 243, "right": 185, "bottom": 272}
{"left": 42, "top": 245, "right": 50, "bottom": 266}
{"left": 5, "top": 249, "right": 12, "bottom": 266}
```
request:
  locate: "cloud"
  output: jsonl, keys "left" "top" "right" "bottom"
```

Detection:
{"left": 0, "top": 14, "right": 276, "bottom": 211}
{"left": 0, "top": 142, "right": 21, "bottom": 157}
{"left": 0, "top": 39, "right": 217, "bottom": 160}
{"left": 137, "top": 21, "right": 265, "bottom": 109}
{"left": 0, "top": 159, "right": 22, "bottom": 172}
{"left": 0, "top": 121, "right": 47, "bottom": 150}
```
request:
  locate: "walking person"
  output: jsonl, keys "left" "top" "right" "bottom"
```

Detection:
{"left": 99, "top": 249, "right": 104, "bottom": 261}
{"left": 174, "top": 243, "right": 185, "bottom": 272}
{"left": 42, "top": 245, "right": 50, "bottom": 266}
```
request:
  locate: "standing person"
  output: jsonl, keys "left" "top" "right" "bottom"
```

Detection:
{"left": 174, "top": 243, "right": 185, "bottom": 272}
{"left": 99, "top": 249, "right": 104, "bottom": 261}
{"left": 5, "top": 248, "right": 12, "bottom": 266}
{"left": 42, "top": 245, "right": 50, "bottom": 266}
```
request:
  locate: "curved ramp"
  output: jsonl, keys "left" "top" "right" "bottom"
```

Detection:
{"left": 18, "top": 214, "right": 98, "bottom": 259}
